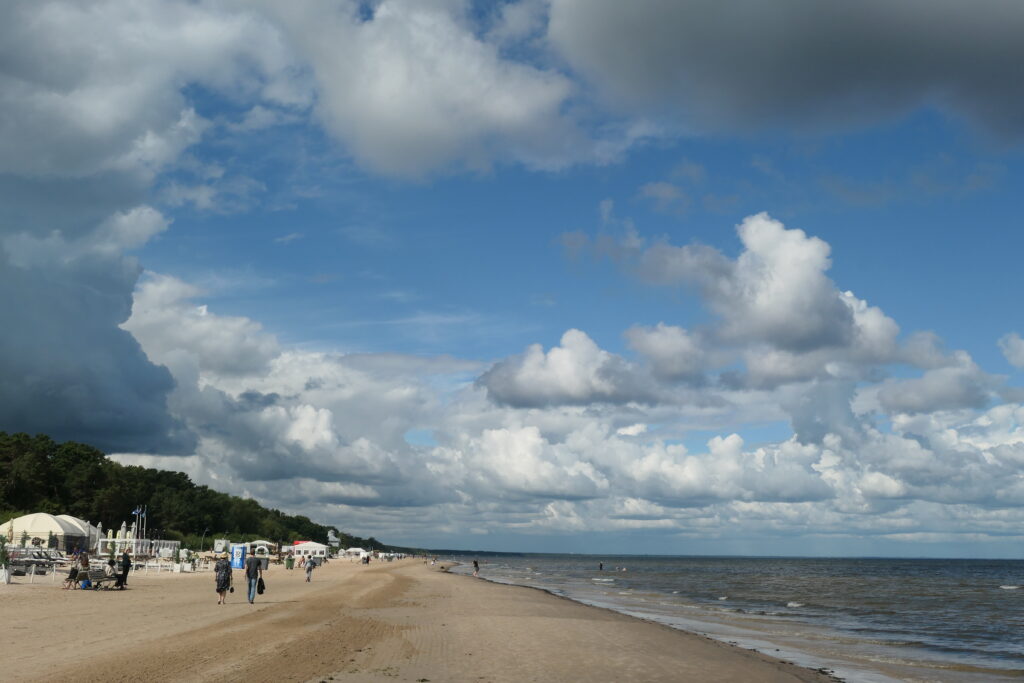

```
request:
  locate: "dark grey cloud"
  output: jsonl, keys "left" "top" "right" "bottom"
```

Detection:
{"left": 548, "top": 0, "right": 1024, "bottom": 135}
{"left": 0, "top": 251, "right": 192, "bottom": 453}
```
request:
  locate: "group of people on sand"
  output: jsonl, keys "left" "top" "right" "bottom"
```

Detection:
{"left": 214, "top": 551, "right": 317, "bottom": 604}
{"left": 63, "top": 549, "right": 132, "bottom": 590}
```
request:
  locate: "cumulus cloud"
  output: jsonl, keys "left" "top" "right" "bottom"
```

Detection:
{"left": 625, "top": 323, "right": 707, "bottom": 382}
{"left": 479, "top": 329, "right": 656, "bottom": 406}
{"left": 998, "top": 332, "right": 1024, "bottom": 368}
{"left": 0, "top": 0, "right": 299, "bottom": 180}
{"left": 577, "top": 211, "right": 906, "bottom": 390}
{"left": 547, "top": 0, "right": 1024, "bottom": 135}
{"left": 114, "top": 274, "right": 1024, "bottom": 547}
{"left": 124, "top": 273, "right": 280, "bottom": 379}
{"left": 263, "top": 0, "right": 583, "bottom": 176}
{"left": 877, "top": 352, "right": 997, "bottom": 414}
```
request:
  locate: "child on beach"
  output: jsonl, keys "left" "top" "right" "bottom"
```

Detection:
{"left": 305, "top": 557, "right": 315, "bottom": 582}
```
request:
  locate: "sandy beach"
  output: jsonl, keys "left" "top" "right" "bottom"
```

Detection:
{"left": 0, "top": 559, "right": 836, "bottom": 682}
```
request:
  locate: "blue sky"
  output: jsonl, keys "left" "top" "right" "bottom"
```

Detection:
{"left": 3, "top": 0, "right": 1024, "bottom": 556}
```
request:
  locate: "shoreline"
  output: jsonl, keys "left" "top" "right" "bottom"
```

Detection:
{"left": 442, "top": 558, "right": 1024, "bottom": 683}
{"left": 443, "top": 562, "right": 848, "bottom": 682}
{"left": 0, "top": 558, "right": 838, "bottom": 682}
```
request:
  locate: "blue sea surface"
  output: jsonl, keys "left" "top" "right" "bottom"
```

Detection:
{"left": 446, "top": 554, "right": 1024, "bottom": 682}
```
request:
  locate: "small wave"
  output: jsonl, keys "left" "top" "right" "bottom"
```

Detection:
{"left": 717, "top": 596, "right": 727, "bottom": 600}
{"left": 999, "top": 585, "right": 1020, "bottom": 590}
{"left": 786, "top": 601, "right": 805, "bottom": 608}
{"left": 592, "top": 578, "right": 615, "bottom": 583}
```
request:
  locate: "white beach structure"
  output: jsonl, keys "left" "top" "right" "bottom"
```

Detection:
{"left": 293, "top": 541, "right": 329, "bottom": 562}
{"left": 344, "top": 547, "right": 366, "bottom": 557}
{"left": 0, "top": 513, "right": 89, "bottom": 551}
{"left": 56, "top": 515, "right": 102, "bottom": 551}
{"left": 96, "top": 520, "right": 180, "bottom": 559}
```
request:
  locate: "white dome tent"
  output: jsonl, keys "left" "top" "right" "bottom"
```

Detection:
{"left": 0, "top": 513, "right": 88, "bottom": 552}
{"left": 56, "top": 515, "right": 102, "bottom": 550}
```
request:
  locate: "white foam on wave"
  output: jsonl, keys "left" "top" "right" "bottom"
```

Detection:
{"left": 999, "top": 585, "right": 1020, "bottom": 590}
{"left": 592, "top": 577, "right": 615, "bottom": 583}
{"left": 717, "top": 596, "right": 727, "bottom": 600}
{"left": 787, "top": 601, "right": 805, "bottom": 608}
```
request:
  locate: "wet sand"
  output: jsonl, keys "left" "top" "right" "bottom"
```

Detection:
{"left": 0, "top": 559, "right": 836, "bottom": 682}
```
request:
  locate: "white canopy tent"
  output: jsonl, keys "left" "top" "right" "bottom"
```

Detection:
{"left": 293, "top": 541, "right": 328, "bottom": 559}
{"left": 0, "top": 513, "right": 88, "bottom": 551}
{"left": 56, "top": 515, "right": 102, "bottom": 550}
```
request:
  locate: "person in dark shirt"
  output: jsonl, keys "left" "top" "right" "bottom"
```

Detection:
{"left": 244, "top": 552, "right": 262, "bottom": 604}
{"left": 117, "top": 550, "right": 131, "bottom": 589}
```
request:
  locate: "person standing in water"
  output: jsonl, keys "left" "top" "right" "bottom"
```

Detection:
{"left": 473, "top": 559, "right": 479, "bottom": 577}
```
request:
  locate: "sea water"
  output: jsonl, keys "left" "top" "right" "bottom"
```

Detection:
{"left": 447, "top": 555, "right": 1024, "bottom": 682}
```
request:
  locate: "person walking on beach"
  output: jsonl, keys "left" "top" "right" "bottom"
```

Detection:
{"left": 214, "top": 552, "right": 232, "bottom": 605}
{"left": 118, "top": 549, "right": 131, "bottom": 589}
{"left": 305, "top": 556, "right": 315, "bottom": 582}
{"left": 245, "top": 551, "right": 263, "bottom": 603}
{"left": 473, "top": 559, "right": 479, "bottom": 577}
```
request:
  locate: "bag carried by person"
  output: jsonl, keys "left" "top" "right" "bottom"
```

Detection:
{"left": 257, "top": 577, "right": 265, "bottom": 594}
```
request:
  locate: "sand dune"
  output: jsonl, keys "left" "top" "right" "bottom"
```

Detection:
{"left": 0, "top": 560, "right": 834, "bottom": 682}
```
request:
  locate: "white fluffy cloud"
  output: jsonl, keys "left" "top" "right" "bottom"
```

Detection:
{"left": 998, "top": 332, "right": 1024, "bottom": 369}
{"left": 0, "top": 0, "right": 298, "bottom": 180}
{"left": 479, "top": 329, "right": 656, "bottom": 406}
{"left": 262, "top": 0, "right": 582, "bottom": 176}
{"left": 109, "top": 268, "right": 1024, "bottom": 550}
{"left": 573, "top": 212, "right": 908, "bottom": 390}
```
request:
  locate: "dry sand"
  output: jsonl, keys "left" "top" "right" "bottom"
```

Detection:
{"left": 0, "top": 559, "right": 836, "bottom": 682}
